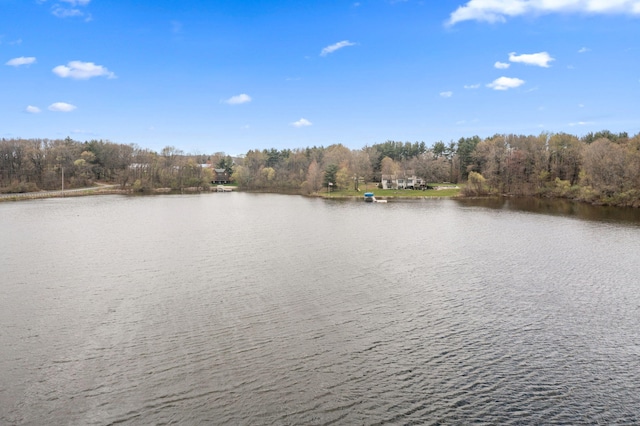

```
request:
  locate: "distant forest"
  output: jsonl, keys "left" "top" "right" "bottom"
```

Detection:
{"left": 1, "top": 129, "right": 639, "bottom": 206}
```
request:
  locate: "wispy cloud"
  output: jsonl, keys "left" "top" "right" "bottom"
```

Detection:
{"left": 48, "top": 102, "right": 77, "bottom": 112}
{"left": 52, "top": 7, "right": 82, "bottom": 17}
{"left": 291, "top": 118, "right": 312, "bottom": 127}
{"left": 578, "top": 46, "right": 591, "bottom": 53}
{"left": 494, "top": 61, "right": 510, "bottom": 69}
{"left": 224, "top": 94, "right": 252, "bottom": 105}
{"left": 320, "top": 40, "right": 356, "bottom": 56}
{"left": 52, "top": 61, "right": 116, "bottom": 79}
{"left": 25, "top": 105, "right": 41, "bottom": 114}
{"left": 569, "top": 121, "right": 594, "bottom": 126}
{"left": 464, "top": 83, "right": 481, "bottom": 89}
{"left": 44, "top": 0, "right": 92, "bottom": 20}
{"left": 440, "top": 91, "right": 453, "bottom": 98}
{"left": 509, "top": 52, "right": 554, "bottom": 67}
{"left": 0, "top": 36, "right": 23, "bottom": 45}
{"left": 6, "top": 56, "right": 36, "bottom": 66}
{"left": 448, "top": 0, "right": 640, "bottom": 25}
{"left": 487, "top": 76, "right": 525, "bottom": 91}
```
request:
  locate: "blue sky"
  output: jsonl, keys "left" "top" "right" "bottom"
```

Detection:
{"left": 2, "top": 0, "right": 639, "bottom": 155}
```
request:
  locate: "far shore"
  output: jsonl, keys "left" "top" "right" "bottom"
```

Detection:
{"left": 0, "top": 183, "right": 462, "bottom": 202}
{"left": 4, "top": 184, "right": 640, "bottom": 209}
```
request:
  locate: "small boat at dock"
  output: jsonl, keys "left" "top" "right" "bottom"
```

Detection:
{"left": 364, "top": 192, "right": 387, "bottom": 203}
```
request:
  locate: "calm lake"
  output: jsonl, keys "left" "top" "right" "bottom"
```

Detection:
{"left": 2, "top": 193, "right": 640, "bottom": 425}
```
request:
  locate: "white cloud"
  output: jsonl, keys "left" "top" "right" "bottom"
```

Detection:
{"left": 464, "top": 83, "right": 481, "bottom": 89}
{"left": 509, "top": 51, "right": 555, "bottom": 67}
{"left": 291, "top": 118, "right": 312, "bottom": 127}
{"left": 48, "top": 102, "right": 77, "bottom": 112}
{"left": 440, "top": 91, "right": 453, "bottom": 98}
{"left": 52, "top": 61, "right": 116, "bottom": 79}
{"left": 224, "top": 94, "right": 252, "bottom": 105}
{"left": 494, "top": 61, "right": 510, "bottom": 69}
{"left": 52, "top": 4, "right": 92, "bottom": 19}
{"left": 25, "top": 105, "right": 41, "bottom": 114}
{"left": 52, "top": 7, "right": 83, "bottom": 18}
{"left": 447, "top": 0, "right": 528, "bottom": 25}
{"left": 569, "top": 121, "right": 593, "bottom": 126}
{"left": 6, "top": 56, "right": 36, "bottom": 66}
{"left": 447, "top": 0, "right": 640, "bottom": 25}
{"left": 578, "top": 46, "right": 591, "bottom": 53}
{"left": 487, "top": 76, "right": 525, "bottom": 90}
{"left": 320, "top": 40, "right": 356, "bottom": 56}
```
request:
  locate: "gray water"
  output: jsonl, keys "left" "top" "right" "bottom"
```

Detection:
{"left": 2, "top": 193, "right": 640, "bottom": 425}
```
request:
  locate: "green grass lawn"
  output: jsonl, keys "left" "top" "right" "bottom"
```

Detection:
{"left": 322, "top": 184, "right": 461, "bottom": 198}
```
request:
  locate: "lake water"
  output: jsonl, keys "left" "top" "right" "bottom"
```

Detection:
{"left": 2, "top": 193, "right": 640, "bottom": 425}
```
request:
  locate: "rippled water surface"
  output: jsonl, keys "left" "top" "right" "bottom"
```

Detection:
{"left": 2, "top": 193, "right": 640, "bottom": 425}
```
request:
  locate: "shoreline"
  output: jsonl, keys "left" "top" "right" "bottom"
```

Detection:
{"left": 2, "top": 185, "right": 639, "bottom": 209}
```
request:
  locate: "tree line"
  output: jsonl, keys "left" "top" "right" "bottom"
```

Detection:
{"left": 2, "top": 130, "right": 639, "bottom": 206}
{"left": 0, "top": 137, "right": 231, "bottom": 193}
{"left": 462, "top": 131, "right": 640, "bottom": 207}
{"left": 229, "top": 141, "right": 449, "bottom": 194}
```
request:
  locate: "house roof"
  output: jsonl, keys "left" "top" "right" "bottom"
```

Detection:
{"left": 381, "top": 173, "right": 418, "bottom": 180}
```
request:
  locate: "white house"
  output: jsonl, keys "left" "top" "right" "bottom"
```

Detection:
{"left": 380, "top": 172, "right": 424, "bottom": 189}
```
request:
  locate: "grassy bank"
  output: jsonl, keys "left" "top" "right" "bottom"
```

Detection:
{"left": 320, "top": 184, "right": 461, "bottom": 199}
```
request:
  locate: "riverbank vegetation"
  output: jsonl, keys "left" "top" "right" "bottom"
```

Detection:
{"left": 1, "top": 129, "right": 639, "bottom": 206}
{"left": 459, "top": 131, "right": 640, "bottom": 207}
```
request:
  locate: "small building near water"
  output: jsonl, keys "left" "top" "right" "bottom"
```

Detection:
{"left": 212, "top": 168, "right": 231, "bottom": 184}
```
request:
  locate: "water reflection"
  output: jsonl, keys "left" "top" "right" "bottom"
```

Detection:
{"left": 455, "top": 196, "right": 640, "bottom": 225}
